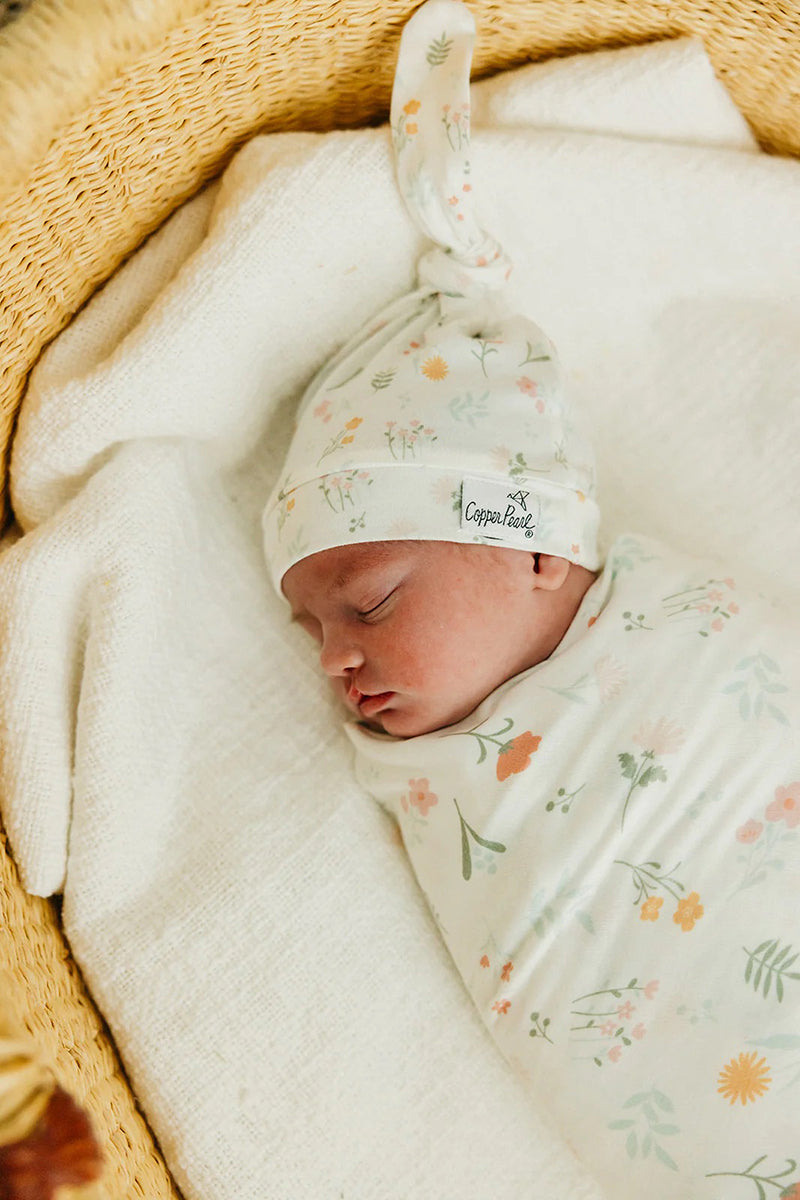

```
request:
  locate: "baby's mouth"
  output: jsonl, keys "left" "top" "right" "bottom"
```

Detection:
{"left": 346, "top": 681, "right": 395, "bottom": 717}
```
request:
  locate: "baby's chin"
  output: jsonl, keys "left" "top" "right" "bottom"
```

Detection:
{"left": 364, "top": 697, "right": 480, "bottom": 739}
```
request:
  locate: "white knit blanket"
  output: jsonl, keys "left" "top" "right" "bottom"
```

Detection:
{"left": 2, "top": 35, "right": 800, "bottom": 1200}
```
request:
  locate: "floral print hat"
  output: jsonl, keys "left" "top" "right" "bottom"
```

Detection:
{"left": 262, "top": 0, "right": 601, "bottom": 593}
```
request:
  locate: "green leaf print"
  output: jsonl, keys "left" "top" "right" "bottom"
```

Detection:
{"left": 447, "top": 390, "right": 489, "bottom": 425}
{"left": 706, "top": 1154, "right": 799, "bottom": 1199}
{"left": 609, "top": 1090, "right": 679, "bottom": 1171}
{"left": 743, "top": 940, "right": 800, "bottom": 1002}
{"left": 518, "top": 340, "right": 551, "bottom": 367}
{"left": 453, "top": 798, "right": 506, "bottom": 881}
{"left": 371, "top": 368, "right": 396, "bottom": 391}
{"left": 426, "top": 32, "right": 453, "bottom": 67}
{"left": 722, "top": 652, "right": 790, "bottom": 726}
{"left": 528, "top": 1011, "right": 553, "bottom": 1044}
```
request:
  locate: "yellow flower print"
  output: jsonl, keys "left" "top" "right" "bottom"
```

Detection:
{"left": 640, "top": 896, "right": 663, "bottom": 922}
{"left": 345, "top": 417, "right": 362, "bottom": 430}
{"left": 421, "top": 355, "right": 449, "bottom": 381}
{"left": 403, "top": 99, "right": 421, "bottom": 115}
{"left": 673, "top": 891, "right": 704, "bottom": 931}
{"left": 717, "top": 1051, "right": 771, "bottom": 1105}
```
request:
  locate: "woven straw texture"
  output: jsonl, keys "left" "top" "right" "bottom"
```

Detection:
{"left": 0, "top": 1, "right": 798, "bottom": 1195}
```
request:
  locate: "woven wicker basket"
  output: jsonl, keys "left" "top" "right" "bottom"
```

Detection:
{"left": 1, "top": 1, "right": 798, "bottom": 1194}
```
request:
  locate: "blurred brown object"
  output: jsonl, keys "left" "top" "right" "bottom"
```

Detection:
{"left": 0, "top": 1004, "right": 101, "bottom": 1200}
{"left": 0, "top": 1087, "right": 102, "bottom": 1200}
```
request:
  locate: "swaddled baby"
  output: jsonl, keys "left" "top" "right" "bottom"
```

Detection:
{"left": 263, "top": 3, "right": 800, "bottom": 1197}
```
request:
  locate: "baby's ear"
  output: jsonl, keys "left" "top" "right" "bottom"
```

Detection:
{"left": 531, "top": 554, "right": 570, "bottom": 591}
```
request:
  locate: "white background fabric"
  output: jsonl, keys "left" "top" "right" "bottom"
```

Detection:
{"left": 1, "top": 34, "right": 799, "bottom": 1200}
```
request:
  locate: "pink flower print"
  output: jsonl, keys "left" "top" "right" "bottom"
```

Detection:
{"left": 617, "top": 1001, "right": 635, "bottom": 1020}
{"left": 633, "top": 717, "right": 685, "bottom": 756}
{"left": 400, "top": 795, "right": 409, "bottom": 813}
{"left": 357, "top": 471, "right": 370, "bottom": 480}
{"left": 457, "top": 214, "right": 464, "bottom": 222}
{"left": 314, "top": 398, "right": 332, "bottom": 422}
{"left": 600, "top": 1019, "right": 617, "bottom": 1038}
{"left": 571, "top": 544, "right": 580, "bottom": 556}
{"left": 632, "top": 1024, "right": 646, "bottom": 1040}
{"left": 697, "top": 602, "right": 711, "bottom": 613}
{"left": 492, "top": 1000, "right": 511, "bottom": 1015}
{"left": 328, "top": 476, "right": 342, "bottom": 488}
{"left": 728, "top": 601, "right": 739, "bottom": 614}
{"left": 516, "top": 376, "right": 538, "bottom": 397}
{"left": 480, "top": 955, "right": 490, "bottom": 969}
{"left": 707, "top": 589, "right": 723, "bottom": 602}
{"left": 501, "top": 961, "right": 513, "bottom": 982}
{"left": 491, "top": 445, "right": 512, "bottom": 472}
{"left": 711, "top": 617, "right": 724, "bottom": 632}
{"left": 593, "top": 655, "right": 628, "bottom": 701}
{"left": 724, "top": 577, "right": 736, "bottom": 589}
{"left": 431, "top": 477, "right": 456, "bottom": 506}
{"left": 407, "top": 778, "right": 438, "bottom": 817}
{"left": 736, "top": 818, "right": 763, "bottom": 844}
{"left": 766, "top": 783, "right": 800, "bottom": 828}
{"left": 476, "top": 255, "right": 487, "bottom": 266}
{"left": 607, "top": 1045, "right": 622, "bottom": 1063}
{"left": 536, "top": 398, "right": 545, "bottom": 413}
{"left": 643, "top": 980, "right": 659, "bottom": 1000}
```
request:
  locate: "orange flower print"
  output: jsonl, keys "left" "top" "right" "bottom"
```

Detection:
{"left": 673, "top": 891, "right": 704, "bottom": 932}
{"left": 766, "top": 782, "right": 800, "bottom": 828}
{"left": 516, "top": 375, "right": 538, "bottom": 397}
{"left": 403, "top": 99, "right": 420, "bottom": 115}
{"left": 496, "top": 732, "right": 542, "bottom": 782}
{"left": 717, "top": 1051, "right": 771, "bottom": 1105}
{"left": 779, "top": 1184, "right": 800, "bottom": 1200}
{"left": 640, "top": 896, "right": 663, "bottom": 922}
{"left": 492, "top": 1000, "right": 511, "bottom": 1015}
{"left": 480, "top": 955, "right": 490, "bottom": 969}
{"left": 406, "top": 778, "right": 438, "bottom": 818}
{"left": 405, "top": 123, "right": 418, "bottom": 135}
{"left": 501, "top": 961, "right": 513, "bottom": 982}
{"left": 317, "top": 417, "right": 364, "bottom": 464}
{"left": 421, "top": 355, "right": 449, "bottom": 381}
{"left": 736, "top": 818, "right": 763, "bottom": 843}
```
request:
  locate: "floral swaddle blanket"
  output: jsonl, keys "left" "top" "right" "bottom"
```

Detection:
{"left": 347, "top": 536, "right": 800, "bottom": 1200}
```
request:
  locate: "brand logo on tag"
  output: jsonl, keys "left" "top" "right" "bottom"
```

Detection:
{"left": 460, "top": 477, "right": 540, "bottom": 542}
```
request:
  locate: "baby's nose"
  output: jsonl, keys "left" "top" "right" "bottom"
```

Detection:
{"left": 319, "top": 632, "right": 364, "bottom": 677}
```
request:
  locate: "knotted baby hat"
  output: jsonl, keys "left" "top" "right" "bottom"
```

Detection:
{"left": 262, "top": 0, "right": 600, "bottom": 592}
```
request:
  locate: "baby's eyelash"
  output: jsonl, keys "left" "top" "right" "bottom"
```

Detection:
{"left": 358, "top": 589, "right": 397, "bottom": 620}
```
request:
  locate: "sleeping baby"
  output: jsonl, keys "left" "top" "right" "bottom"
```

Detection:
{"left": 263, "top": 2, "right": 800, "bottom": 1197}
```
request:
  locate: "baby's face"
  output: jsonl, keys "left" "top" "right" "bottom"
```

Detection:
{"left": 282, "top": 539, "right": 591, "bottom": 738}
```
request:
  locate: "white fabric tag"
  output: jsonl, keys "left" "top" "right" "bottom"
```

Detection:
{"left": 460, "top": 475, "right": 541, "bottom": 543}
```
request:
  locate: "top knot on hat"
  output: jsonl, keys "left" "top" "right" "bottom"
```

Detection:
{"left": 262, "top": 0, "right": 600, "bottom": 594}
